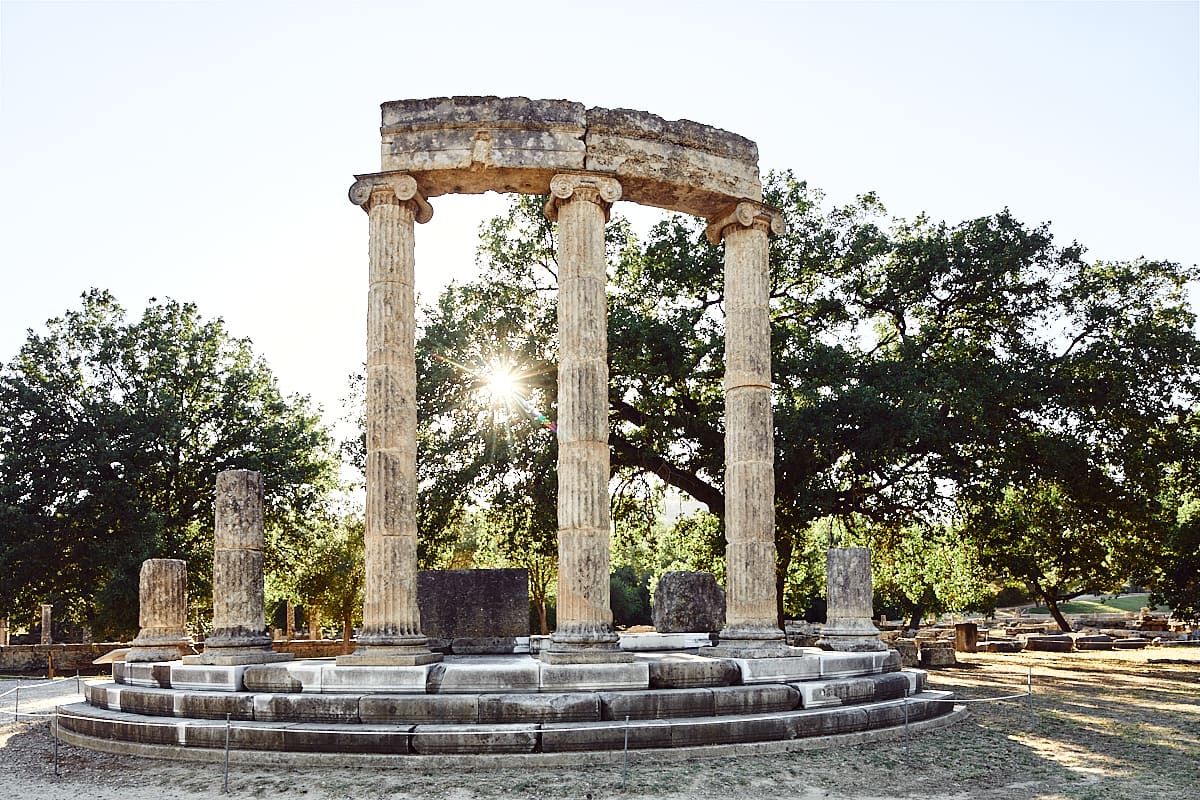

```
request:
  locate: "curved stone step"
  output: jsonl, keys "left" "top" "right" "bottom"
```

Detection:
{"left": 57, "top": 690, "right": 956, "bottom": 756}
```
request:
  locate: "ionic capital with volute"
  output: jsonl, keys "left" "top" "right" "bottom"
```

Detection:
{"left": 544, "top": 173, "right": 623, "bottom": 222}
{"left": 348, "top": 173, "right": 434, "bottom": 223}
{"left": 705, "top": 201, "right": 786, "bottom": 245}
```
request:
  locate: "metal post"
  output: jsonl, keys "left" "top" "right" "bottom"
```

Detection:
{"left": 13, "top": 685, "right": 18, "bottom": 721}
{"left": 223, "top": 712, "right": 231, "bottom": 793}
{"left": 622, "top": 714, "right": 630, "bottom": 792}
{"left": 75, "top": 670, "right": 80, "bottom": 695}
{"left": 1027, "top": 666, "right": 1034, "bottom": 729}
{"left": 903, "top": 690, "right": 910, "bottom": 752}
{"left": 53, "top": 708, "right": 60, "bottom": 776}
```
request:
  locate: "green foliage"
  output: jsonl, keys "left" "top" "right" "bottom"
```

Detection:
{"left": 401, "top": 171, "right": 1200, "bottom": 632}
{"left": 279, "top": 515, "right": 364, "bottom": 641}
{"left": 0, "top": 290, "right": 337, "bottom": 637}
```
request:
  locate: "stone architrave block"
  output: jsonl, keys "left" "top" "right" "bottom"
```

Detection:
{"left": 417, "top": 568, "right": 529, "bottom": 653}
{"left": 652, "top": 571, "right": 726, "bottom": 633}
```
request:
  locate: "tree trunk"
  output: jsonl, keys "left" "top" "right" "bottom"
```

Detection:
{"left": 536, "top": 601, "right": 548, "bottom": 636}
{"left": 775, "top": 534, "right": 793, "bottom": 630}
{"left": 1030, "top": 579, "right": 1073, "bottom": 632}
{"left": 342, "top": 615, "right": 353, "bottom": 644}
{"left": 904, "top": 600, "right": 925, "bottom": 635}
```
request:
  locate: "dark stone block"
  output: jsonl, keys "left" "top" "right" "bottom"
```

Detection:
{"left": 410, "top": 723, "right": 538, "bottom": 754}
{"left": 710, "top": 684, "right": 800, "bottom": 715}
{"left": 600, "top": 687, "right": 714, "bottom": 720}
{"left": 647, "top": 656, "right": 739, "bottom": 689}
{"left": 785, "top": 706, "right": 869, "bottom": 738}
{"left": 418, "top": 569, "right": 529, "bottom": 648}
{"left": 478, "top": 692, "right": 600, "bottom": 723}
{"left": 282, "top": 723, "right": 411, "bottom": 754}
{"left": 253, "top": 694, "right": 360, "bottom": 723}
{"left": 177, "top": 691, "right": 255, "bottom": 721}
{"left": 113, "top": 688, "right": 173, "bottom": 717}
{"left": 670, "top": 714, "right": 790, "bottom": 747}
{"left": 652, "top": 572, "right": 725, "bottom": 633}
{"left": 541, "top": 719, "right": 672, "bottom": 752}
{"left": 359, "top": 694, "right": 478, "bottom": 724}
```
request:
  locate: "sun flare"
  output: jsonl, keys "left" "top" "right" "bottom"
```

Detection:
{"left": 482, "top": 364, "right": 519, "bottom": 403}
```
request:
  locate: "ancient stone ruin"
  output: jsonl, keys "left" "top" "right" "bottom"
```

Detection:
{"left": 55, "top": 98, "right": 958, "bottom": 759}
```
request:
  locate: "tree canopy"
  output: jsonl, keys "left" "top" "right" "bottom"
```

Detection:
{"left": 409, "top": 173, "right": 1200, "bottom": 629}
{"left": 0, "top": 289, "right": 338, "bottom": 637}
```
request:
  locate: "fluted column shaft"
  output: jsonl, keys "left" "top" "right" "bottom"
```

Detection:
{"left": 708, "top": 203, "right": 788, "bottom": 654}
{"left": 542, "top": 174, "right": 629, "bottom": 663}
{"left": 128, "top": 558, "right": 192, "bottom": 662}
{"left": 819, "top": 547, "right": 886, "bottom": 651}
{"left": 199, "top": 470, "right": 290, "bottom": 664}
{"left": 340, "top": 175, "right": 440, "bottom": 666}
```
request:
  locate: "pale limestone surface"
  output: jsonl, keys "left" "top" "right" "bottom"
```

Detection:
{"left": 339, "top": 178, "right": 440, "bottom": 668}
{"left": 352, "top": 97, "right": 787, "bottom": 666}
{"left": 40, "top": 603, "right": 52, "bottom": 645}
{"left": 819, "top": 547, "right": 887, "bottom": 652}
{"left": 127, "top": 559, "right": 192, "bottom": 663}
{"left": 375, "top": 97, "right": 759, "bottom": 217}
{"left": 199, "top": 470, "right": 290, "bottom": 665}
{"left": 541, "top": 174, "right": 628, "bottom": 664}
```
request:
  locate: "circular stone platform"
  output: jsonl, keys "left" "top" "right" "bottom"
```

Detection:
{"left": 57, "top": 647, "right": 957, "bottom": 760}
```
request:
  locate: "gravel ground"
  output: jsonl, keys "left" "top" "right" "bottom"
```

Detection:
{"left": 2, "top": 649, "right": 1198, "bottom": 800}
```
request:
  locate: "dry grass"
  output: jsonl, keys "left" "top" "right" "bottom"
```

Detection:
{"left": 2, "top": 649, "right": 1197, "bottom": 799}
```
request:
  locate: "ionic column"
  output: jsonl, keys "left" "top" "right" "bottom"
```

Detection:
{"left": 706, "top": 202, "right": 790, "bottom": 657}
{"left": 542, "top": 173, "right": 630, "bottom": 664}
{"left": 127, "top": 559, "right": 193, "bottom": 662}
{"left": 198, "top": 470, "right": 291, "bottom": 665}
{"left": 339, "top": 174, "right": 440, "bottom": 667}
{"left": 819, "top": 547, "right": 886, "bottom": 651}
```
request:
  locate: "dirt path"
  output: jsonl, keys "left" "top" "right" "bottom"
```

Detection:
{"left": 2, "top": 650, "right": 1197, "bottom": 800}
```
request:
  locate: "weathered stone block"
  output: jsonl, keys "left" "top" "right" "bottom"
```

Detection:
{"left": 539, "top": 662, "right": 648, "bottom": 692}
{"left": 541, "top": 718, "right": 672, "bottom": 752}
{"left": 410, "top": 723, "right": 538, "bottom": 754}
{"left": 785, "top": 706, "right": 869, "bottom": 738}
{"left": 920, "top": 641, "right": 958, "bottom": 668}
{"left": 417, "top": 569, "right": 529, "bottom": 652}
{"left": 428, "top": 659, "right": 540, "bottom": 693}
{"left": 670, "top": 714, "right": 790, "bottom": 747}
{"left": 478, "top": 692, "right": 600, "bottom": 723}
{"left": 169, "top": 663, "right": 247, "bottom": 692}
{"left": 728, "top": 655, "right": 821, "bottom": 684}
{"left": 321, "top": 663, "right": 430, "bottom": 694}
{"left": 359, "top": 693, "right": 478, "bottom": 724}
{"left": 252, "top": 694, "right": 360, "bottom": 723}
{"left": 600, "top": 687, "right": 714, "bottom": 720}
{"left": 710, "top": 684, "right": 800, "bottom": 715}
{"left": 110, "top": 687, "right": 174, "bottom": 717}
{"left": 283, "top": 723, "right": 411, "bottom": 754}
{"left": 652, "top": 571, "right": 726, "bottom": 633}
{"left": 646, "top": 654, "right": 740, "bottom": 689}
{"left": 175, "top": 691, "right": 255, "bottom": 721}
{"left": 243, "top": 661, "right": 324, "bottom": 693}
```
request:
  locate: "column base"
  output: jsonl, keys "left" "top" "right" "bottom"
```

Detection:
{"left": 189, "top": 646, "right": 293, "bottom": 666}
{"left": 818, "top": 619, "right": 887, "bottom": 652}
{"left": 336, "top": 645, "right": 443, "bottom": 667}
{"left": 125, "top": 642, "right": 194, "bottom": 663}
{"left": 539, "top": 630, "right": 632, "bottom": 664}
{"left": 709, "top": 623, "right": 795, "bottom": 658}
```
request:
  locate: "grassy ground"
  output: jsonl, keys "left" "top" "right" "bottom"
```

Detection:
{"left": 1022, "top": 593, "right": 1172, "bottom": 616}
{"left": 2, "top": 648, "right": 1198, "bottom": 799}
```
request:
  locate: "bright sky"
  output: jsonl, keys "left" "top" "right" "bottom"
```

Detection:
{"left": 2, "top": 1, "right": 1197, "bottom": 433}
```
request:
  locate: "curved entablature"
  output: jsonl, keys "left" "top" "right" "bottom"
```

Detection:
{"left": 354, "top": 96, "right": 764, "bottom": 220}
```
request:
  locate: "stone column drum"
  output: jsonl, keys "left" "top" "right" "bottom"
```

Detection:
{"left": 40, "top": 604, "right": 52, "bottom": 645}
{"left": 707, "top": 203, "right": 790, "bottom": 657}
{"left": 0, "top": 616, "right": 9, "bottom": 647}
{"left": 127, "top": 559, "right": 193, "bottom": 662}
{"left": 339, "top": 175, "right": 440, "bottom": 666}
{"left": 819, "top": 547, "right": 886, "bottom": 651}
{"left": 199, "top": 470, "right": 291, "bottom": 665}
{"left": 541, "top": 173, "right": 630, "bottom": 664}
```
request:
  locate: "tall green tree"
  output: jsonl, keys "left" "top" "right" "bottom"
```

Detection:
{"left": 0, "top": 290, "right": 337, "bottom": 637}
{"left": 406, "top": 175, "right": 1200, "bottom": 629}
